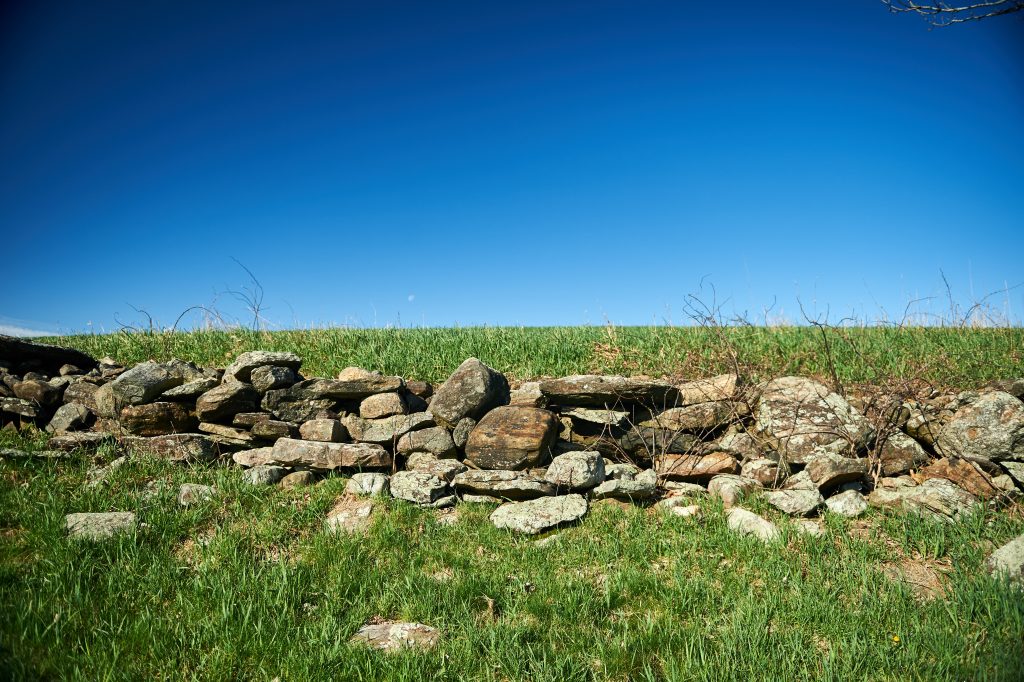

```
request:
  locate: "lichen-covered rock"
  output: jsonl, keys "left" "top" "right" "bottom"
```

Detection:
{"left": 232, "top": 446, "right": 275, "bottom": 467}
{"left": 544, "top": 450, "right": 605, "bottom": 490}
{"left": 741, "top": 457, "right": 789, "bottom": 487}
{"left": 343, "top": 412, "right": 434, "bottom": 445}
{"left": 160, "top": 377, "right": 219, "bottom": 402}
{"left": 824, "top": 489, "right": 868, "bottom": 517}
{"left": 914, "top": 457, "right": 1003, "bottom": 499}
{"left": 177, "top": 483, "right": 215, "bottom": 506}
{"left": 65, "top": 512, "right": 136, "bottom": 540}
{"left": 299, "top": 418, "right": 348, "bottom": 442}
{"left": 655, "top": 452, "right": 738, "bottom": 481}
{"left": 590, "top": 468, "right": 657, "bottom": 501}
{"left": 224, "top": 351, "right": 301, "bottom": 382}
{"left": 539, "top": 375, "right": 678, "bottom": 407}
{"left": 987, "top": 532, "right": 1024, "bottom": 585}
{"left": 726, "top": 508, "right": 780, "bottom": 543}
{"left": 397, "top": 426, "right": 457, "bottom": 458}
{"left": 345, "top": 472, "right": 390, "bottom": 497}
{"left": 122, "top": 433, "right": 220, "bottom": 463}
{"left": 765, "top": 488, "right": 824, "bottom": 517}
{"left": 46, "top": 402, "right": 92, "bottom": 433}
{"left": 753, "top": 376, "right": 873, "bottom": 462}
{"left": 464, "top": 406, "right": 558, "bottom": 470}
{"left": 350, "top": 621, "right": 440, "bottom": 651}
{"left": 879, "top": 431, "right": 930, "bottom": 476}
{"left": 639, "top": 401, "right": 748, "bottom": 433}
{"left": 326, "top": 497, "right": 376, "bottom": 534}
{"left": 430, "top": 358, "right": 509, "bottom": 428}
{"left": 562, "top": 407, "right": 629, "bottom": 427}
{"left": 270, "top": 438, "right": 392, "bottom": 471}
{"left": 707, "top": 474, "right": 761, "bottom": 507}
{"left": 676, "top": 374, "right": 738, "bottom": 405}
{"left": 390, "top": 471, "right": 455, "bottom": 507}
{"left": 406, "top": 453, "right": 467, "bottom": 481}
{"left": 870, "top": 478, "right": 979, "bottom": 522}
{"left": 250, "top": 365, "right": 298, "bottom": 393}
{"left": 490, "top": 494, "right": 588, "bottom": 534}
{"left": 13, "top": 379, "right": 62, "bottom": 407}
{"left": 359, "top": 392, "right": 407, "bottom": 419}
{"left": 452, "top": 470, "right": 555, "bottom": 501}
{"left": 198, "top": 422, "right": 257, "bottom": 446}
{"left": 119, "top": 402, "right": 197, "bottom": 436}
{"left": 243, "top": 464, "right": 287, "bottom": 485}
{"left": 934, "top": 391, "right": 1024, "bottom": 462}
{"left": 107, "top": 361, "right": 187, "bottom": 409}
{"left": 280, "top": 470, "right": 316, "bottom": 488}
{"left": 804, "top": 450, "right": 868, "bottom": 490}
{"left": 452, "top": 417, "right": 476, "bottom": 450}
{"left": 196, "top": 382, "right": 261, "bottom": 423}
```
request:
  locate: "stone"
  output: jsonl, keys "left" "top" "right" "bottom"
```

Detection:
{"left": 824, "top": 489, "right": 868, "bottom": 517}
{"left": 46, "top": 402, "right": 92, "bottom": 433}
{"left": 662, "top": 481, "right": 708, "bottom": 496}
{"left": 879, "top": 431, "right": 930, "bottom": 476}
{"left": 350, "top": 621, "right": 440, "bottom": 652}
{"left": 306, "top": 375, "right": 405, "bottom": 400}
{"left": 655, "top": 452, "right": 739, "bottom": 482}
{"left": 178, "top": 483, "right": 215, "bottom": 506}
{"left": 617, "top": 428, "right": 698, "bottom": 459}
{"left": 539, "top": 374, "right": 678, "bottom": 407}
{"left": 108, "top": 361, "right": 187, "bottom": 409}
{"left": 509, "top": 381, "right": 546, "bottom": 408}
{"left": 562, "top": 407, "right": 630, "bottom": 428}
{"left": 657, "top": 498, "right": 704, "bottom": 518}
{"left": 452, "top": 470, "right": 556, "bottom": 501}
{"left": 48, "top": 431, "right": 109, "bottom": 451}
{"left": 0, "top": 334, "right": 97, "bottom": 375}
{"left": 343, "top": 412, "right": 434, "bottom": 445}
{"left": 299, "top": 418, "right": 348, "bottom": 442}
{"left": 726, "top": 508, "right": 780, "bottom": 542}
{"left": 804, "top": 451, "right": 868, "bottom": 490}
{"left": 250, "top": 365, "right": 298, "bottom": 393}
{"left": 251, "top": 419, "right": 297, "bottom": 440}
{"left": 792, "top": 519, "right": 826, "bottom": 537}
{"left": 233, "top": 412, "right": 271, "bottom": 428}
{"left": 359, "top": 392, "right": 406, "bottom": 419}
{"left": 713, "top": 431, "right": 765, "bottom": 460}
{"left": 390, "top": 471, "right": 454, "bottom": 507}
{"left": 0, "top": 447, "right": 69, "bottom": 460}
{"left": 1002, "top": 461, "right": 1024, "bottom": 486}
{"left": 280, "top": 470, "right": 316, "bottom": 488}
{"left": 934, "top": 391, "right": 1024, "bottom": 462}
{"left": 65, "top": 512, "right": 136, "bottom": 540}
{"left": 223, "top": 351, "right": 301, "bottom": 382}
{"left": 638, "top": 401, "right": 748, "bottom": 433}
{"left": 0, "top": 397, "right": 40, "bottom": 419}
{"left": 765, "top": 488, "right": 824, "bottom": 516}
{"left": 337, "top": 366, "right": 382, "bottom": 381}
{"left": 243, "top": 464, "right": 287, "bottom": 486}
{"left": 605, "top": 463, "right": 641, "bottom": 480}
{"left": 914, "top": 457, "right": 1003, "bottom": 499}
{"left": 198, "top": 423, "right": 257, "bottom": 445}
{"left": 397, "top": 426, "right": 457, "bottom": 459}
{"left": 591, "top": 469, "right": 657, "bottom": 501}
{"left": 122, "top": 433, "right": 220, "bottom": 463}
{"left": 464, "top": 406, "right": 559, "bottom": 470}
{"left": 452, "top": 417, "right": 476, "bottom": 449}
{"left": 345, "top": 473, "right": 390, "bottom": 497}
{"left": 707, "top": 474, "right": 761, "bottom": 507}
{"left": 62, "top": 381, "right": 100, "bottom": 411}
{"left": 406, "top": 453, "right": 467, "bottom": 482}
{"left": 741, "top": 457, "right": 789, "bottom": 487}
{"left": 430, "top": 358, "right": 510, "bottom": 428}
{"left": 544, "top": 450, "right": 605, "bottom": 490}
{"left": 269, "top": 438, "right": 392, "bottom": 471}
{"left": 873, "top": 478, "right": 979, "bottom": 522}
{"left": 119, "top": 402, "right": 197, "bottom": 436}
{"left": 261, "top": 381, "right": 339, "bottom": 422}
{"left": 676, "top": 374, "right": 738, "bottom": 405}
{"left": 160, "top": 377, "right": 219, "bottom": 402}
{"left": 232, "top": 446, "right": 275, "bottom": 467}
{"left": 13, "top": 379, "right": 62, "bottom": 407}
{"left": 986, "top": 379, "right": 1024, "bottom": 401}
{"left": 405, "top": 380, "right": 433, "bottom": 399}
{"left": 196, "top": 382, "right": 261, "bottom": 423}
{"left": 490, "top": 494, "right": 588, "bottom": 534}
{"left": 326, "top": 497, "right": 376, "bottom": 534}
{"left": 987, "top": 533, "right": 1024, "bottom": 585}
{"left": 753, "top": 376, "right": 873, "bottom": 462}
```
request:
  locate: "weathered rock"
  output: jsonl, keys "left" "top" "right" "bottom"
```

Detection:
{"left": 270, "top": 438, "right": 392, "bottom": 471}
{"left": 792, "top": 519, "right": 826, "bottom": 537}
{"left": 108, "top": 361, "right": 186, "bottom": 409}
{"left": 617, "top": 428, "right": 698, "bottom": 460}
{"left": 753, "top": 376, "right": 873, "bottom": 462}
{"left": 359, "top": 392, "right": 406, "bottom": 419}
{"left": 676, "top": 374, "right": 739, "bottom": 405}
{"left": 0, "top": 447, "right": 69, "bottom": 460}
{"left": 345, "top": 472, "right": 390, "bottom": 497}
{"left": 452, "top": 417, "right": 476, "bottom": 449}
{"left": 48, "top": 431, "right": 109, "bottom": 451}
{"left": 13, "top": 379, "right": 62, "bottom": 407}
{"left": 914, "top": 457, "right": 1003, "bottom": 499}
{"left": 326, "top": 496, "right": 376, "bottom": 534}
{"left": 397, "top": 426, "right": 457, "bottom": 459}
{"left": 987, "top": 533, "right": 1024, "bottom": 585}
{"left": 122, "top": 433, "right": 220, "bottom": 463}
{"left": 590, "top": 468, "right": 657, "bottom": 501}
{"left": 662, "top": 481, "right": 708, "bottom": 496}
{"left": 337, "top": 366, "right": 382, "bottom": 381}
{"left": 0, "top": 396, "right": 40, "bottom": 419}
{"left": 879, "top": 431, "right": 930, "bottom": 476}
{"left": 160, "top": 377, "right": 219, "bottom": 402}
{"left": 871, "top": 478, "right": 979, "bottom": 522}
{"left": 62, "top": 380, "right": 99, "bottom": 411}
{"left": 639, "top": 401, "right": 748, "bottom": 433}
{"left": 539, "top": 375, "right": 678, "bottom": 407}
{"left": 0, "top": 335, "right": 97, "bottom": 375}
{"left": 804, "top": 451, "right": 868, "bottom": 490}
{"left": 490, "top": 494, "right": 588, "bottom": 534}
{"left": 406, "top": 453, "right": 467, "bottom": 481}
{"left": 280, "top": 470, "right": 316, "bottom": 488}
{"left": 707, "top": 474, "right": 761, "bottom": 507}
{"left": 223, "top": 351, "right": 301, "bottom": 382}
{"left": 251, "top": 419, "right": 297, "bottom": 440}
{"left": 405, "top": 380, "right": 433, "bottom": 399}
{"left": 741, "top": 457, "right": 789, "bottom": 487}
{"left": 250, "top": 365, "right": 298, "bottom": 393}
{"left": 243, "top": 464, "right": 287, "bottom": 485}
{"left": 562, "top": 407, "right": 630, "bottom": 428}
{"left": 47, "top": 402, "right": 92, "bottom": 433}
{"left": 986, "top": 379, "right": 1024, "bottom": 401}
{"left": 343, "top": 412, "right": 434, "bottom": 445}
{"left": 452, "top": 470, "right": 555, "bottom": 501}
{"left": 655, "top": 452, "right": 739, "bottom": 482}
{"left": 306, "top": 375, "right": 405, "bottom": 401}
{"left": 657, "top": 498, "right": 704, "bottom": 518}
{"left": 605, "top": 462, "right": 641, "bottom": 480}
{"left": 765, "top": 488, "right": 824, "bottom": 516}
{"left": 196, "top": 382, "right": 261, "bottom": 423}
{"left": 234, "top": 414, "right": 272, "bottom": 429}
{"left": 119, "top": 402, "right": 197, "bottom": 436}
{"left": 464, "top": 406, "right": 558, "bottom": 470}
{"left": 350, "top": 621, "right": 440, "bottom": 651}
{"left": 726, "top": 508, "right": 780, "bottom": 543}
{"left": 299, "top": 418, "right": 348, "bottom": 442}
{"left": 390, "top": 471, "right": 454, "bottom": 507}
{"left": 430, "top": 358, "right": 509, "bottom": 428}
{"left": 824, "top": 489, "right": 868, "bottom": 517}
{"left": 262, "top": 381, "right": 339, "bottom": 422}
{"left": 934, "top": 391, "right": 1024, "bottom": 462}
{"left": 544, "top": 450, "right": 605, "bottom": 490}
{"left": 232, "top": 446, "right": 275, "bottom": 467}
{"left": 65, "top": 512, "right": 136, "bottom": 540}
{"left": 178, "top": 483, "right": 215, "bottom": 506}
{"left": 1002, "top": 461, "right": 1024, "bottom": 487}
{"left": 198, "top": 423, "right": 257, "bottom": 445}
{"left": 509, "top": 381, "right": 546, "bottom": 408}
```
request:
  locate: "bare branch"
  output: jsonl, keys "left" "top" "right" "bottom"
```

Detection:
{"left": 882, "top": 0, "right": 1024, "bottom": 26}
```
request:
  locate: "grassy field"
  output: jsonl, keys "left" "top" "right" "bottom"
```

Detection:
{"left": 45, "top": 324, "right": 1024, "bottom": 387}
{"left": 1, "top": 428, "right": 1022, "bottom": 680}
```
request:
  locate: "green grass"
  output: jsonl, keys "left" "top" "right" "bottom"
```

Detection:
{"left": 44, "top": 325, "right": 1024, "bottom": 387}
{"left": 2, "top": 429, "right": 1022, "bottom": 681}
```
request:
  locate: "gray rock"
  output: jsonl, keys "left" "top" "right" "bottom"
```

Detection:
{"left": 306, "top": 375, "right": 405, "bottom": 400}
{"left": 726, "top": 508, "right": 780, "bottom": 543}
{"left": 248, "top": 365, "right": 297, "bottom": 393}
{"left": 1, "top": 396, "right": 40, "bottom": 419}
{"left": 62, "top": 380, "right": 100, "bottom": 412}
{"left": 359, "top": 392, "right": 406, "bottom": 419}
{"left": 269, "top": 438, "right": 392, "bottom": 471}
{"left": 544, "top": 450, "right": 605, "bottom": 490}
{"left": 390, "top": 471, "right": 454, "bottom": 507}
{"left": 345, "top": 473, "right": 389, "bottom": 497}
{"left": 242, "top": 465, "right": 287, "bottom": 486}
{"left": 1002, "top": 461, "right": 1024, "bottom": 486}
{"left": 196, "top": 382, "right": 261, "bottom": 423}
{"left": 48, "top": 431, "right": 109, "bottom": 451}
{"left": 490, "top": 494, "right": 588, "bottom": 534}
{"left": 464, "top": 406, "right": 558, "bottom": 470}
{"left": 452, "top": 470, "right": 556, "bottom": 501}
{"left": 198, "top": 422, "right": 257, "bottom": 446}
{"left": 591, "top": 468, "right": 657, "bottom": 501}
{"left": 638, "top": 401, "right": 749, "bottom": 433}
{"left": 119, "top": 402, "right": 197, "bottom": 436}
{"left": 326, "top": 497, "right": 376, "bottom": 534}
{"left": 232, "top": 446, "right": 275, "bottom": 467}
{"left": 280, "top": 470, "right": 316, "bottom": 488}
{"left": 350, "top": 621, "right": 440, "bottom": 652}
{"left": 824, "top": 489, "right": 868, "bottom": 517}
{"left": 870, "top": 478, "right": 979, "bottom": 522}
{"left": 430, "top": 358, "right": 509, "bottom": 428}
{"left": 224, "top": 351, "right": 301, "bottom": 382}
{"left": 178, "top": 483, "right": 215, "bottom": 506}
{"left": 509, "top": 381, "right": 546, "bottom": 408}
{"left": 539, "top": 374, "right": 678, "bottom": 407}
{"left": 108, "top": 361, "right": 186, "bottom": 409}
{"left": 452, "top": 417, "right": 476, "bottom": 449}
{"left": 708, "top": 474, "right": 761, "bottom": 507}
{"left": 342, "top": 412, "right": 434, "bottom": 445}
{"left": 251, "top": 420, "right": 297, "bottom": 440}
{"left": 676, "top": 374, "right": 738, "bottom": 405}
{"left": 741, "top": 457, "right": 789, "bottom": 487}
{"left": 160, "top": 377, "right": 219, "bottom": 402}
{"left": 605, "top": 463, "right": 641, "bottom": 480}
{"left": 657, "top": 498, "right": 704, "bottom": 518}
{"left": 987, "top": 532, "right": 1024, "bottom": 585}
{"left": 662, "top": 481, "right": 708, "bottom": 496}
{"left": 406, "top": 453, "right": 467, "bottom": 482}
{"left": 0, "top": 447, "right": 69, "bottom": 460}
{"left": 299, "top": 418, "right": 348, "bottom": 442}
{"left": 764, "top": 488, "right": 824, "bottom": 517}
{"left": 879, "top": 431, "right": 930, "bottom": 476}
{"left": 65, "top": 512, "right": 136, "bottom": 540}
{"left": 562, "top": 407, "right": 630, "bottom": 427}
{"left": 122, "top": 433, "right": 220, "bottom": 463}
{"left": 805, "top": 450, "right": 868, "bottom": 490}
{"left": 47, "top": 402, "right": 92, "bottom": 433}
{"left": 397, "top": 426, "right": 457, "bottom": 458}
{"left": 935, "top": 391, "right": 1024, "bottom": 462}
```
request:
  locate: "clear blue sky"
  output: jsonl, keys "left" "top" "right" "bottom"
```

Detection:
{"left": 2, "top": 1, "right": 1022, "bottom": 335}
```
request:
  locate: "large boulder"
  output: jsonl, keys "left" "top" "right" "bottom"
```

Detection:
{"left": 452, "top": 470, "right": 555, "bottom": 501}
{"left": 269, "top": 438, "right": 392, "bottom": 471}
{"left": 539, "top": 375, "right": 678, "bottom": 407}
{"left": 223, "top": 351, "right": 301, "bottom": 382}
{"left": 196, "top": 382, "right": 261, "bottom": 423}
{"left": 753, "top": 377, "right": 873, "bottom": 462}
{"left": 490, "top": 494, "right": 588, "bottom": 534}
{"left": 464, "top": 406, "right": 558, "bottom": 470}
{"left": 429, "top": 358, "right": 509, "bottom": 428}
{"left": 934, "top": 391, "right": 1024, "bottom": 462}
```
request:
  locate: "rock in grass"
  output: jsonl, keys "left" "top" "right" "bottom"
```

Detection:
{"left": 987, "top": 533, "right": 1024, "bottom": 585}
{"left": 765, "top": 488, "right": 824, "bottom": 517}
{"left": 345, "top": 473, "right": 389, "bottom": 497}
{"left": 46, "top": 402, "right": 92, "bottom": 433}
{"left": 452, "top": 470, "right": 555, "bottom": 501}
{"left": 224, "top": 351, "right": 302, "bottom": 383}
{"left": 121, "top": 434, "right": 221, "bottom": 464}
{"left": 406, "top": 453, "right": 467, "bottom": 482}
{"left": 726, "top": 508, "right": 780, "bottom": 543}
{"left": 430, "top": 358, "right": 510, "bottom": 428}
{"left": 178, "top": 483, "right": 215, "bottom": 506}
{"left": 65, "top": 512, "right": 136, "bottom": 540}
{"left": 935, "top": 391, "right": 1024, "bottom": 462}
{"left": 590, "top": 468, "right": 657, "bottom": 501}
{"left": 350, "top": 621, "right": 440, "bottom": 651}
{"left": 741, "top": 457, "right": 790, "bottom": 488}
{"left": 390, "top": 471, "right": 455, "bottom": 507}
{"left": 49, "top": 431, "right": 109, "bottom": 451}
{"left": 804, "top": 451, "right": 868, "bottom": 490}
{"left": 243, "top": 464, "right": 287, "bottom": 486}
{"left": 824, "top": 489, "right": 868, "bottom": 517}
{"left": 280, "top": 470, "right": 316, "bottom": 488}
{"left": 326, "top": 497, "right": 376, "bottom": 534}
{"left": 707, "top": 474, "right": 761, "bottom": 507}
{"left": 489, "top": 494, "right": 588, "bottom": 535}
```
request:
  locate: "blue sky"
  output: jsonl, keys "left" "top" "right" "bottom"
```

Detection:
{"left": 2, "top": 1, "right": 1022, "bottom": 335}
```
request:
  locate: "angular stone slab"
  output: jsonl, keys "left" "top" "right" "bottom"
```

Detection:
{"left": 65, "top": 512, "right": 136, "bottom": 541}
{"left": 452, "top": 470, "right": 556, "bottom": 501}
{"left": 430, "top": 357, "right": 509, "bottom": 428}
{"left": 269, "top": 438, "right": 392, "bottom": 471}
{"left": 539, "top": 374, "right": 678, "bottom": 407}
{"left": 639, "top": 401, "right": 748, "bottom": 433}
{"left": 490, "top": 494, "right": 588, "bottom": 535}
{"left": 122, "top": 433, "right": 221, "bottom": 463}
{"left": 350, "top": 621, "right": 440, "bottom": 652}
{"left": 223, "top": 351, "right": 302, "bottom": 382}
{"left": 655, "top": 452, "right": 739, "bottom": 482}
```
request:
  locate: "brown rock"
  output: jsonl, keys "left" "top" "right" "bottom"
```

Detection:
{"left": 539, "top": 374, "right": 678, "bottom": 407}
{"left": 299, "top": 418, "right": 348, "bottom": 442}
{"left": 196, "top": 382, "right": 260, "bottom": 423}
{"left": 655, "top": 452, "right": 739, "bottom": 482}
{"left": 119, "top": 402, "right": 197, "bottom": 436}
{"left": 122, "top": 433, "right": 220, "bottom": 463}
{"left": 464, "top": 406, "right": 558, "bottom": 470}
{"left": 251, "top": 419, "right": 297, "bottom": 440}
{"left": 359, "top": 392, "right": 407, "bottom": 419}
{"left": 914, "top": 457, "right": 1003, "bottom": 499}
{"left": 269, "top": 438, "right": 392, "bottom": 471}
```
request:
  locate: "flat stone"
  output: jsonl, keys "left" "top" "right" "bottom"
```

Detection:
{"left": 232, "top": 446, "right": 275, "bottom": 467}
{"left": 591, "top": 469, "right": 657, "bottom": 501}
{"left": 655, "top": 452, "right": 739, "bottom": 482}
{"left": 741, "top": 457, "right": 789, "bottom": 487}
{"left": 452, "top": 417, "right": 476, "bottom": 449}
{"left": 464, "top": 406, "right": 559, "bottom": 470}
{"left": 251, "top": 419, "right": 297, "bottom": 440}
{"left": 47, "top": 402, "right": 92, "bottom": 433}
{"left": 406, "top": 453, "right": 467, "bottom": 482}
{"left": 1, "top": 396, "right": 40, "bottom": 419}
{"left": 107, "top": 361, "right": 186, "bottom": 409}
{"left": 343, "top": 412, "right": 434, "bottom": 445}
{"left": 0, "top": 447, "right": 69, "bottom": 460}
{"left": 544, "top": 450, "right": 605, "bottom": 490}
{"left": 269, "top": 438, "right": 392, "bottom": 471}
{"left": 326, "top": 496, "right": 376, "bottom": 534}
{"left": 430, "top": 358, "right": 510, "bottom": 428}
{"left": 250, "top": 365, "right": 298, "bottom": 393}
{"left": 489, "top": 494, "right": 588, "bottom": 534}
{"left": 305, "top": 375, "right": 405, "bottom": 401}
{"left": 160, "top": 377, "right": 219, "bottom": 402}
{"left": 562, "top": 407, "right": 630, "bottom": 427}
{"left": 48, "top": 431, "right": 109, "bottom": 451}
{"left": 708, "top": 474, "right": 761, "bottom": 507}
{"left": 639, "top": 401, "right": 748, "bottom": 433}
{"left": 824, "top": 489, "right": 868, "bottom": 517}
{"left": 618, "top": 428, "right": 699, "bottom": 459}
{"left": 452, "top": 469, "right": 556, "bottom": 501}
{"left": 509, "top": 381, "right": 546, "bottom": 408}
{"left": 765, "top": 488, "right": 824, "bottom": 516}
{"left": 359, "top": 392, "right": 407, "bottom": 419}
{"left": 345, "top": 473, "right": 390, "bottom": 497}
{"left": 119, "top": 402, "right": 197, "bottom": 436}
{"left": 805, "top": 451, "right": 868, "bottom": 490}
{"left": 196, "top": 382, "right": 261, "bottom": 423}
{"left": 726, "top": 508, "right": 780, "bottom": 543}
{"left": 65, "top": 512, "right": 136, "bottom": 540}
{"left": 299, "top": 418, "right": 348, "bottom": 442}
{"left": 915, "top": 457, "right": 1003, "bottom": 499}
{"left": 232, "top": 412, "right": 270, "bottom": 428}
{"left": 223, "top": 351, "right": 302, "bottom": 382}
{"left": 390, "top": 471, "right": 454, "bottom": 507}
{"left": 539, "top": 374, "right": 678, "bottom": 407}
{"left": 178, "top": 483, "right": 215, "bottom": 506}
{"left": 198, "top": 422, "right": 257, "bottom": 445}
{"left": 13, "top": 379, "right": 62, "bottom": 407}
{"left": 62, "top": 381, "right": 100, "bottom": 411}
{"left": 676, "top": 374, "right": 738, "bottom": 405}
{"left": 122, "top": 433, "right": 220, "bottom": 463}
{"left": 350, "top": 621, "right": 440, "bottom": 652}
{"left": 987, "top": 532, "right": 1024, "bottom": 585}
{"left": 242, "top": 464, "right": 287, "bottom": 485}
{"left": 397, "top": 426, "right": 457, "bottom": 458}
{"left": 874, "top": 478, "right": 980, "bottom": 522}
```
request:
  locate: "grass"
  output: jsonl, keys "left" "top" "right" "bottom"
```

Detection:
{"left": 1, "top": 428, "right": 1023, "bottom": 681}
{"left": 43, "top": 324, "right": 1024, "bottom": 387}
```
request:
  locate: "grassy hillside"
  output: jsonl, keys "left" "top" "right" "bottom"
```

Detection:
{"left": 46, "top": 325, "right": 1024, "bottom": 387}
